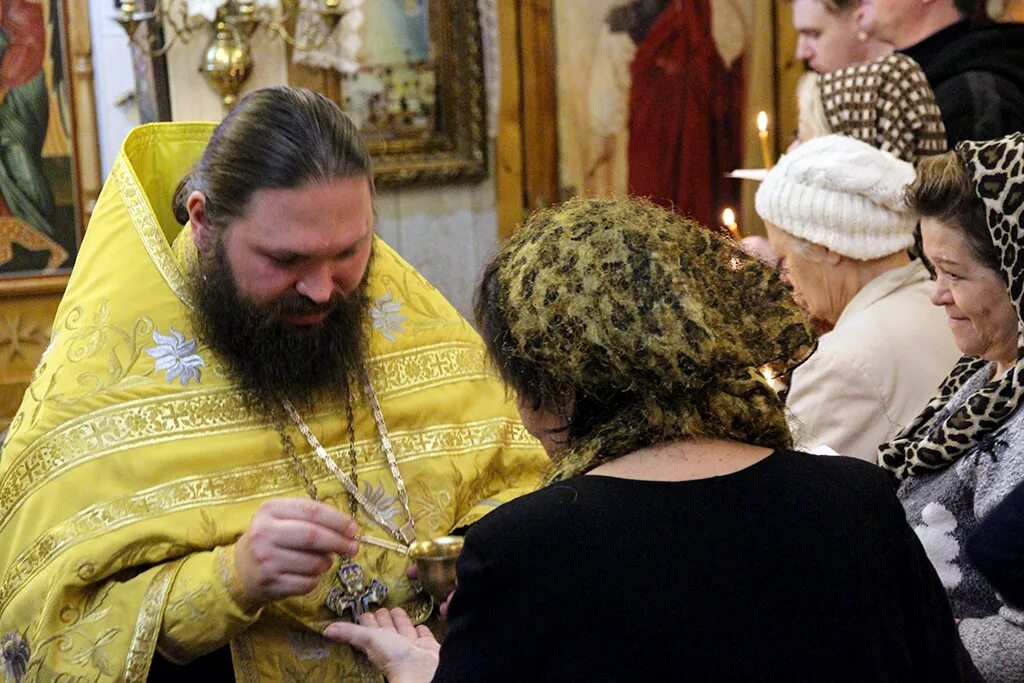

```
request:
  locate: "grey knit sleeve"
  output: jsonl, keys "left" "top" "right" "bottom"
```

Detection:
{"left": 959, "top": 607, "right": 1024, "bottom": 683}
{"left": 961, "top": 424, "right": 1024, "bottom": 681}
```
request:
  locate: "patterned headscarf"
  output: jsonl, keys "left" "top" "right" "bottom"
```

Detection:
{"left": 818, "top": 53, "right": 947, "bottom": 164}
{"left": 879, "top": 132, "right": 1024, "bottom": 480}
{"left": 479, "top": 197, "right": 816, "bottom": 482}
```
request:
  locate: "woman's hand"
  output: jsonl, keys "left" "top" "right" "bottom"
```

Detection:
{"left": 325, "top": 608, "right": 440, "bottom": 683}
{"left": 439, "top": 590, "right": 454, "bottom": 619}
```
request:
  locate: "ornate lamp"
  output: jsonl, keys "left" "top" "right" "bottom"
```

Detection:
{"left": 114, "top": 0, "right": 354, "bottom": 108}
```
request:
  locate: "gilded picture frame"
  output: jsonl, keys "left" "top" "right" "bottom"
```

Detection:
{"left": 0, "top": 0, "right": 100, "bottom": 293}
{"left": 289, "top": 0, "right": 488, "bottom": 187}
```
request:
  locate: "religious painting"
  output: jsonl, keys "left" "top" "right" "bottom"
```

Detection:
{"left": 291, "top": 0, "right": 487, "bottom": 186}
{"left": 0, "top": 0, "right": 85, "bottom": 278}
{"left": 554, "top": 0, "right": 763, "bottom": 233}
{"left": 0, "top": 0, "right": 99, "bottom": 432}
{"left": 337, "top": 0, "right": 434, "bottom": 142}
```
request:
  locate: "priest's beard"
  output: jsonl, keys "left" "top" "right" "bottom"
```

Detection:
{"left": 190, "top": 237, "right": 373, "bottom": 423}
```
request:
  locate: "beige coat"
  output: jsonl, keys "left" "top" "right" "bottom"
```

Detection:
{"left": 787, "top": 260, "right": 961, "bottom": 463}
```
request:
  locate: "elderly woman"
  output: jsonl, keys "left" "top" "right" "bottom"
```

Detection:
{"left": 744, "top": 53, "right": 946, "bottom": 266}
{"left": 881, "top": 132, "right": 1024, "bottom": 682}
{"left": 755, "top": 134, "right": 959, "bottom": 461}
{"left": 322, "top": 197, "right": 978, "bottom": 681}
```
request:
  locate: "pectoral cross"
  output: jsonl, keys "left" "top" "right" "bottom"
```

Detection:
{"left": 325, "top": 562, "right": 389, "bottom": 620}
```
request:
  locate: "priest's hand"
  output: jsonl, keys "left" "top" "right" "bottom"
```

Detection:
{"left": 325, "top": 607, "right": 440, "bottom": 683}
{"left": 234, "top": 498, "right": 359, "bottom": 606}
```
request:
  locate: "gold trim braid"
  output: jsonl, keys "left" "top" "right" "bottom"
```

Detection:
{"left": 0, "top": 418, "right": 536, "bottom": 614}
{"left": 0, "top": 342, "right": 491, "bottom": 531}
{"left": 111, "top": 156, "right": 195, "bottom": 310}
{"left": 369, "top": 341, "right": 492, "bottom": 401}
{"left": 124, "top": 561, "right": 181, "bottom": 682}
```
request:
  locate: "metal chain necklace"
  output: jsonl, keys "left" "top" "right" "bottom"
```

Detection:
{"left": 277, "top": 371, "right": 418, "bottom": 622}
{"left": 279, "top": 372, "right": 416, "bottom": 553}
{"left": 275, "top": 398, "right": 361, "bottom": 522}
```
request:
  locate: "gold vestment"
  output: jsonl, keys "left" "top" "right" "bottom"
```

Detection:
{"left": 0, "top": 122, "right": 546, "bottom": 681}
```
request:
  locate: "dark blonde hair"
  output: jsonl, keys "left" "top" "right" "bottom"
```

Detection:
{"left": 906, "top": 151, "right": 1001, "bottom": 275}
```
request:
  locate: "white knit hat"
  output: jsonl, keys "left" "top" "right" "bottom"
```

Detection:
{"left": 754, "top": 134, "right": 917, "bottom": 260}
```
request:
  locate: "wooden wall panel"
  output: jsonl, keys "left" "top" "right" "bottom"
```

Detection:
{"left": 496, "top": 0, "right": 525, "bottom": 239}
{"left": 775, "top": 1, "right": 803, "bottom": 152}
{"left": 0, "top": 294, "right": 60, "bottom": 432}
{"left": 519, "top": 0, "right": 559, "bottom": 214}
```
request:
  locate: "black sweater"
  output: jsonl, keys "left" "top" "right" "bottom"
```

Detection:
{"left": 434, "top": 450, "right": 980, "bottom": 682}
{"left": 968, "top": 479, "right": 1024, "bottom": 610}
{"left": 903, "top": 21, "right": 1024, "bottom": 145}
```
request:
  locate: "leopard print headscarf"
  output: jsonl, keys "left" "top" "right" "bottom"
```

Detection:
{"left": 818, "top": 54, "right": 947, "bottom": 164}
{"left": 879, "top": 132, "right": 1024, "bottom": 480}
{"left": 483, "top": 197, "right": 816, "bottom": 482}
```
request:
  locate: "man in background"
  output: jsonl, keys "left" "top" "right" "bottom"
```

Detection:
{"left": 858, "top": 0, "right": 1024, "bottom": 143}
{"left": 791, "top": 0, "right": 891, "bottom": 73}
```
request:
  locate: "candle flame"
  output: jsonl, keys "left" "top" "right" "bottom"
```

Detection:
{"left": 757, "top": 111, "right": 768, "bottom": 133}
{"left": 759, "top": 363, "right": 785, "bottom": 393}
{"left": 722, "top": 208, "right": 736, "bottom": 227}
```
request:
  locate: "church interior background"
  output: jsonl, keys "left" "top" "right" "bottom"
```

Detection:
{"left": 0, "top": 0, "right": 1022, "bottom": 433}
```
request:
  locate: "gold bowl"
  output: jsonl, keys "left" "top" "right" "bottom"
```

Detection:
{"left": 408, "top": 536, "right": 463, "bottom": 601}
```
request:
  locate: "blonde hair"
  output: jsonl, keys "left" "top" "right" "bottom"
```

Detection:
{"left": 796, "top": 73, "right": 832, "bottom": 142}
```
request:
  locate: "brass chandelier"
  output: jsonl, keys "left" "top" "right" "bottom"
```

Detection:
{"left": 114, "top": 0, "right": 352, "bottom": 108}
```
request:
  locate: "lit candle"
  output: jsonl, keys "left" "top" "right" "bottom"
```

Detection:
{"left": 757, "top": 111, "right": 773, "bottom": 170}
{"left": 760, "top": 364, "right": 787, "bottom": 394}
{"left": 721, "top": 208, "right": 741, "bottom": 240}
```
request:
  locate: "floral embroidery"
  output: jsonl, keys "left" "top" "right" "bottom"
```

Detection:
{"left": 361, "top": 480, "right": 401, "bottom": 523}
{"left": 1, "top": 630, "right": 30, "bottom": 683}
{"left": 146, "top": 327, "right": 205, "bottom": 386}
{"left": 287, "top": 630, "right": 330, "bottom": 662}
{"left": 370, "top": 292, "right": 407, "bottom": 342}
